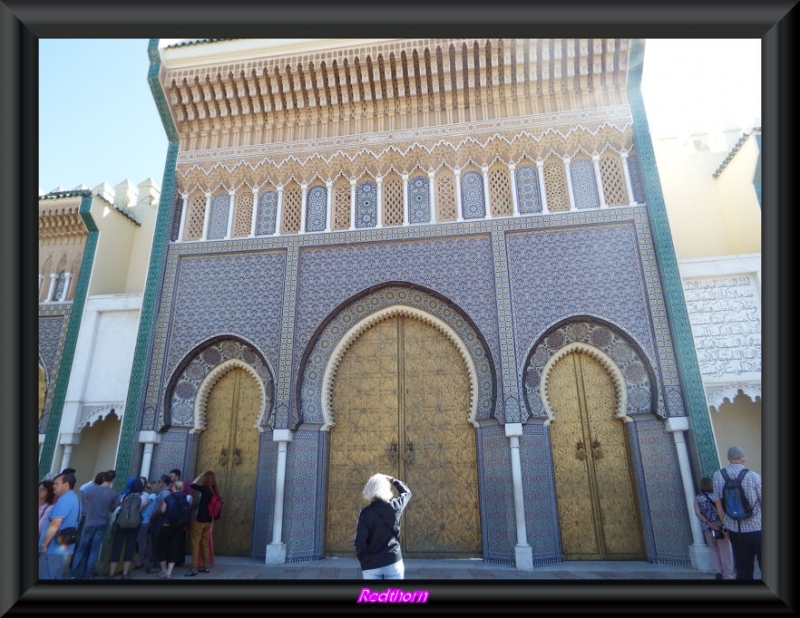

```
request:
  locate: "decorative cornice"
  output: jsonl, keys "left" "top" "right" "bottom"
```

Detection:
{"left": 159, "top": 38, "right": 631, "bottom": 149}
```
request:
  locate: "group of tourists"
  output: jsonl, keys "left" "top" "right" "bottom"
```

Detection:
{"left": 37, "top": 466, "right": 221, "bottom": 580}
{"left": 694, "top": 445, "right": 762, "bottom": 580}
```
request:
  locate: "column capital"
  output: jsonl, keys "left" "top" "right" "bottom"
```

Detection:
{"left": 505, "top": 422, "right": 524, "bottom": 438}
{"left": 138, "top": 431, "right": 162, "bottom": 444}
{"left": 273, "top": 429, "right": 294, "bottom": 443}
{"left": 58, "top": 433, "right": 81, "bottom": 446}
{"left": 665, "top": 416, "right": 690, "bottom": 433}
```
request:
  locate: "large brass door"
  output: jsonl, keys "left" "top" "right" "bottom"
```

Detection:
{"left": 327, "top": 316, "right": 481, "bottom": 558}
{"left": 196, "top": 368, "right": 260, "bottom": 556}
{"left": 548, "top": 352, "right": 644, "bottom": 560}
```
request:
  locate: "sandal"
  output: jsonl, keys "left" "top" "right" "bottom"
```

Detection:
{"left": 184, "top": 568, "right": 199, "bottom": 577}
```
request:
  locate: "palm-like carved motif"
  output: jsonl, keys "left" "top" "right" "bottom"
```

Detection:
{"left": 549, "top": 352, "right": 644, "bottom": 559}
{"left": 327, "top": 317, "right": 480, "bottom": 557}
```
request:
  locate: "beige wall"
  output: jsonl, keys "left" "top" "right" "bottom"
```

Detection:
{"left": 655, "top": 129, "right": 761, "bottom": 260}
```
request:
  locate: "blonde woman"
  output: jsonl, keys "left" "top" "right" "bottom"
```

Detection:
{"left": 185, "top": 470, "right": 218, "bottom": 576}
{"left": 353, "top": 474, "right": 412, "bottom": 580}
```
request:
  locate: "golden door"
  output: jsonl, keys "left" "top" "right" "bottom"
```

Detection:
{"left": 326, "top": 316, "right": 481, "bottom": 558}
{"left": 196, "top": 368, "right": 260, "bottom": 556}
{"left": 548, "top": 352, "right": 644, "bottom": 560}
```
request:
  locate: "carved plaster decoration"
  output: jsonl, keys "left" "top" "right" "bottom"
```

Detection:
{"left": 705, "top": 383, "right": 762, "bottom": 411}
{"left": 79, "top": 404, "right": 124, "bottom": 429}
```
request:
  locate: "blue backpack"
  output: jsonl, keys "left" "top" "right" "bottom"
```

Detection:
{"left": 167, "top": 492, "right": 191, "bottom": 527}
{"left": 720, "top": 468, "right": 753, "bottom": 520}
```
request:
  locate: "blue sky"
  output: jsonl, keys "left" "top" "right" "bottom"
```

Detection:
{"left": 38, "top": 39, "right": 761, "bottom": 196}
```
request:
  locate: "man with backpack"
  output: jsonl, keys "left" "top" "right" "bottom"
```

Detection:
{"left": 713, "top": 445, "right": 762, "bottom": 580}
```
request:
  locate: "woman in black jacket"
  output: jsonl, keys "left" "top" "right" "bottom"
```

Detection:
{"left": 353, "top": 474, "right": 412, "bottom": 579}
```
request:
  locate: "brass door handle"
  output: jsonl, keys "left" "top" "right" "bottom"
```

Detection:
{"left": 387, "top": 441, "right": 398, "bottom": 464}
{"left": 219, "top": 448, "right": 228, "bottom": 465}
{"left": 403, "top": 442, "right": 414, "bottom": 463}
{"left": 232, "top": 448, "right": 242, "bottom": 466}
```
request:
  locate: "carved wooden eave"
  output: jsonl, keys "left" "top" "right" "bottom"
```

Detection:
{"left": 38, "top": 196, "right": 88, "bottom": 239}
{"left": 159, "top": 38, "right": 632, "bottom": 153}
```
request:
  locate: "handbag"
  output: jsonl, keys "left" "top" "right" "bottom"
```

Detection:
{"left": 57, "top": 527, "right": 80, "bottom": 545}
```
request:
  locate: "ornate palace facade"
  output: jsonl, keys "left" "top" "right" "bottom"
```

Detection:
{"left": 52, "top": 38, "right": 715, "bottom": 569}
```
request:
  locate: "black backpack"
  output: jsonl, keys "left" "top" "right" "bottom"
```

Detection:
{"left": 720, "top": 468, "right": 754, "bottom": 520}
{"left": 117, "top": 492, "right": 142, "bottom": 529}
{"left": 167, "top": 492, "right": 191, "bottom": 527}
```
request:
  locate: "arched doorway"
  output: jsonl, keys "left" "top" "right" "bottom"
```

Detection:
{"left": 196, "top": 367, "right": 260, "bottom": 556}
{"left": 547, "top": 351, "right": 644, "bottom": 560}
{"left": 326, "top": 315, "right": 481, "bottom": 558}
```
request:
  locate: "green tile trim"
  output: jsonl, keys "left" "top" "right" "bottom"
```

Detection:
{"left": 38, "top": 196, "right": 97, "bottom": 478}
{"left": 112, "top": 40, "right": 179, "bottom": 491}
{"left": 628, "top": 39, "right": 718, "bottom": 477}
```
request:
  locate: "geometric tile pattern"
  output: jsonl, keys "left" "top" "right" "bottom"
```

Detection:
{"left": 522, "top": 319, "right": 666, "bottom": 420}
{"left": 355, "top": 181, "right": 377, "bottom": 228}
{"left": 306, "top": 185, "right": 327, "bottom": 232}
{"left": 251, "top": 430, "right": 277, "bottom": 560}
{"left": 283, "top": 429, "right": 324, "bottom": 560}
{"left": 168, "top": 338, "right": 274, "bottom": 428}
{"left": 479, "top": 425, "right": 517, "bottom": 562}
{"left": 506, "top": 217, "right": 684, "bottom": 418}
{"left": 208, "top": 193, "right": 230, "bottom": 240}
{"left": 634, "top": 418, "right": 694, "bottom": 564}
{"left": 292, "top": 235, "right": 501, "bottom": 428}
{"left": 515, "top": 165, "right": 542, "bottom": 214}
{"left": 570, "top": 158, "right": 600, "bottom": 210}
{"left": 298, "top": 285, "right": 494, "bottom": 426}
{"left": 141, "top": 247, "right": 286, "bottom": 431}
{"left": 256, "top": 190, "right": 278, "bottom": 236}
{"left": 407, "top": 175, "right": 431, "bottom": 224}
{"left": 37, "top": 310, "right": 71, "bottom": 433}
{"left": 520, "top": 425, "right": 561, "bottom": 562}
{"left": 461, "top": 171, "right": 486, "bottom": 219}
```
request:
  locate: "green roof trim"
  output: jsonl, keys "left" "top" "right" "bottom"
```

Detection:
{"left": 712, "top": 127, "right": 762, "bottom": 178}
{"left": 38, "top": 195, "right": 98, "bottom": 477}
{"left": 165, "top": 38, "right": 237, "bottom": 49}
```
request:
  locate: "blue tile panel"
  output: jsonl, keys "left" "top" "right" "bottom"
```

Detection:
{"left": 570, "top": 158, "right": 600, "bottom": 209}
{"left": 306, "top": 185, "right": 328, "bottom": 232}
{"left": 515, "top": 165, "right": 542, "bottom": 214}
{"left": 461, "top": 171, "right": 486, "bottom": 219}
{"left": 407, "top": 175, "right": 431, "bottom": 223}
{"left": 37, "top": 311, "right": 71, "bottom": 434}
{"left": 355, "top": 181, "right": 377, "bottom": 228}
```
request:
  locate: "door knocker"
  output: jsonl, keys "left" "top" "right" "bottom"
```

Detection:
{"left": 232, "top": 448, "right": 242, "bottom": 466}
{"left": 403, "top": 442, "right": 414, "bottom": 463}
{"left": 592, "top": 440, "right": 603, "bottom": 459}
{"left": 219, "top": 448, "right": 228, "bottom": 465}
{"left": 576, "top": 441, "right": 587, "bottom": 460}
{"left": 387, "top": 441, "right": 399, "bottom": 464}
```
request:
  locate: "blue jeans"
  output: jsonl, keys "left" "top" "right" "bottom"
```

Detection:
{"left": 362, "top": 560, "right": 404, "bottom": 579}
{"left": 69, "top": 523, "right": 108, "bottom": 579}
{"left": 39, "top": 552, "right": 72, "bottom": 580}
